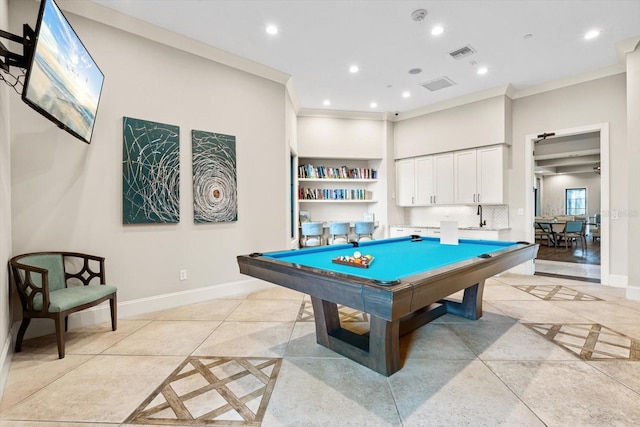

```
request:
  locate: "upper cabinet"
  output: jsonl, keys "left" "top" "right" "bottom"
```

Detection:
{"left": 396, "top": 158, "right": 416, "bottom": 206}
{"left": 433, "top": 153, "right": 454, "bottom": 205}
{"left": 395, "top": 153, "right": 453, "bottom": 206}
{"left": 454, "top": 145, "right": 506, "bottom": 204}
{"left": 398, "top": 145, "right": 506, "bottom": 207}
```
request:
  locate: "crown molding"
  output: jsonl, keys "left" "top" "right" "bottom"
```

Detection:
{"left": 394, "top": 85, "right": 511, "bottom": 121}
{"left": 298, "top": 108, "right": 390, "bottom": 121}
{"left": 511, "top": 63, "right": 625, "bottom": 100}
{"left": 616, "top": 36, "right": 640, "bottom": 65}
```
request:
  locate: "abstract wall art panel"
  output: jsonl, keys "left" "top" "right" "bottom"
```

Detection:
{"left": 192, "top": 130, "right": 237, "bottom": 223}
{"left": 122, "top": 117, "right": 180, "bottom": 224}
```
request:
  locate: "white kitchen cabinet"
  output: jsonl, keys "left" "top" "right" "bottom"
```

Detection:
{"left": 389, "top": 226, "right": 434, "bottom": 237}
{"left": 395, "top": 153, "right": 453, "bottom": 206}
{"left": 433, "top": 153, "right": 454, "bottom": 204}
{"left": 395, "top": 158, "right": 415, "bottom": 206}
{"left": 390, "top": 226, "right": 509, "bottom": 241}
{"left": 415, "top": 156, "right": 434, "bottom": 205}
{"left": 454, "top": 145, "right": 506, "bottom": 204}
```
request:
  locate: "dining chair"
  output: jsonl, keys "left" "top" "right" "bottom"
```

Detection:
{"left": 559, "top": 220, "right": 586, "bottom": 250}
{"left": 354, "top": 221, "right": 375, "bottom": 242}
{"left": 534, "top": 222, "right": 556, "bottom": 247}
{"left": 301, "top": 222, "right": 324, "bottom": 247}
{"left": 328, "top": 222, "right": 350, "bottom": 245}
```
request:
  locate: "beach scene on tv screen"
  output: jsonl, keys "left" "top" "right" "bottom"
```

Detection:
{"left": 25, "top": 0, "right": 103, "bottom": 142}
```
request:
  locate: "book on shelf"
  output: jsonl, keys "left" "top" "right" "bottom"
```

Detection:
{"left": 298, "top": 163, "right": 377, "bottom": 180}
{"left": 299, "top": 187, "right": 367, "bottom": 200}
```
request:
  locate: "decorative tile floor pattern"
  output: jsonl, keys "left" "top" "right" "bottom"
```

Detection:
{"left": 524, "top": 323, "right": 640, "bottom": 360}
{"left": 513, "top": 285, "right": 602, "bottom": 301}
{"left": 126, "top": 356, "right": 282, "bottom": 426}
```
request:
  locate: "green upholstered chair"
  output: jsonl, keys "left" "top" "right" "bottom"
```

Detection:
{"left": 558, "top": 221, "right": 587, "bottom": 250}
{"left": 9, "top": 252, "right": 117, "bottom": 358}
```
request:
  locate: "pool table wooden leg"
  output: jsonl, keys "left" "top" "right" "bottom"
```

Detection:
{"left": 310, "top": 297, "right": 341, "bottom": 346}
{"left": 310, "top": 296, "right": 401, "bottom": 376}
{"left": 441, "top": 280, "right": 485, "bottom": 320}
{"left": 368, "top": 315, "right": 401, "bottom": 375}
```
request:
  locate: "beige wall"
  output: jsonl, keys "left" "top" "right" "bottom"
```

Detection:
{"left": 394, "top": 96, "right": 509, "bottom": 159}
{"left": 540, "top": 174, "right": 602, "bottom": 218}
{"left": 8, "top": 1, "right": 288, "bottom": 306}
{"left": 298, "top": 116, "right": 384, "bottom": 159}
{"left": 510, "top": 74, "right": 628, "bottom": 276}
{"left": 0, "top": 0, "right": 13, "bottom": 393}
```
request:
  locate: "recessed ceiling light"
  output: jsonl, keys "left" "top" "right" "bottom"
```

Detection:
{"left": 265, "top": 25, "right": 278, "bottom": 35}
{"left": 408, "top": 68, "right": 422, "bottom": 75}
{"left": 477, "top": 67, "right": 488, "bottom": 75}
{"left": 323, "top": 99, "right": 331, "bottom": 106}
{"left": 349, "top": 65, "right": 359, "bottom": 73}
{"left": 402, "top": 91, "right": 411, "bottom": 98}
{"left": 431, "top": 26, "right": 444, "bottom": 36}
{"left": 370, "top": 102, "right": 378, "bottom": 109}
{"left": 585, "top": 29, "right": 600, "bottom": 40}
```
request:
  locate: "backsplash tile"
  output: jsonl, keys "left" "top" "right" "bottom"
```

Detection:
{"left": 405, "top": 205, "right": 510, "bottom": 229}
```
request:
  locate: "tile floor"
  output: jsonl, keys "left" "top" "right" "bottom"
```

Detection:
{"left": 2, "top": 273, "right": 640, "bottom": 426}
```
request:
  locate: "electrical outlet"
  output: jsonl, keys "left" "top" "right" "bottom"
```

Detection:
{"left": 179, "top": 270, "right": 188, "bottom": 281}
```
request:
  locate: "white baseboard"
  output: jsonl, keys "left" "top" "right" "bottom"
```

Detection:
{"left": 0, "top": 324, "right": 16, "bottom": 403}
{"left": 20, "top": 278, "right": 274, "bottom": 340}
{"left": 607, "top": 274, "right": 628, "bottom": 288}
{"left": 626, "top": 286, "right": 640, "bottom": 301}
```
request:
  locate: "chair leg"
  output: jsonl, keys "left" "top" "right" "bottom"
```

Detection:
{"left": 14, "top": 317, "right": 31, "bottom": 353}
{"left": 110, "top": 294, "right": 118, "bottom": 331}
{"left": 54, "top": 315, "right": 66, "bottom": 359}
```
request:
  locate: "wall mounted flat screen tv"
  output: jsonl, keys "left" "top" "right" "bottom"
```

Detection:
{"left": 22, "top": 0, "right": 104, "bottom": 144}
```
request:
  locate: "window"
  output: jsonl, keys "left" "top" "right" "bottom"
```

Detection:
{"left": 566, "top": 188, "right": 586, "bottom": 215}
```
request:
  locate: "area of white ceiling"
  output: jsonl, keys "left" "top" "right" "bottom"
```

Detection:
{"left": 90, "top": 0, "right": 640, "bottom": 114}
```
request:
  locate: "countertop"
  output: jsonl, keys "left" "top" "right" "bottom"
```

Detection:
{"left": 391, "top": 225, "right": 511, "bottom": 231}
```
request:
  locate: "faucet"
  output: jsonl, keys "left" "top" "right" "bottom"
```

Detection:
{"left": 477, "top": 204, "right": 486, "bottom": 228}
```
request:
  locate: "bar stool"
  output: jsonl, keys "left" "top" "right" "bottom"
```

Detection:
{"left": 355, "top": 221, "right": 374, "bottom": 242}
{"left": 328, "top": 222, "right": 350, "bottom": 245}
{"left": 301, "top": 222, "right": 324, "bottom": 247}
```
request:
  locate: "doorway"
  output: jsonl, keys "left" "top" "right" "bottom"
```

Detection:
{"left": 524, "top": 123, "right": 610, "bottom": 284}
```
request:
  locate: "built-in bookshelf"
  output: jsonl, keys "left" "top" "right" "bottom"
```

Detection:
{"left": 298, "top": 162, "right": 378, "bottom": 203}
{"left": 297, "top": 158, "right": 381, "bottom": 226}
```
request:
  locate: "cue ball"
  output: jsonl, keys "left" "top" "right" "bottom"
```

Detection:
{"left": 353, "top": 251, "right": 361, "bottom": 259}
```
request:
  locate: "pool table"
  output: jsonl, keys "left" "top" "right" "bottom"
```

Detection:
{"left": 237, "top": 236, "right": 538, "bottom": 376}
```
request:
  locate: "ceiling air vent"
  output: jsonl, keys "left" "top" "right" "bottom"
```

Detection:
{"left": 421, "top": 76, "right": 456, "bottom": 92}
{"left": 448, "top": 45, "right": 476, "bottom": 60}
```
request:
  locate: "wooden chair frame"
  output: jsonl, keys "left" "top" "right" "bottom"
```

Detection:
{"left": 9, "top": 251, "right": 117, "bottom": 358}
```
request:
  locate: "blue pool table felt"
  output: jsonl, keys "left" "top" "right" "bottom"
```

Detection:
{"left": 266, "top": 236, "right": 517, "bottom": 283}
